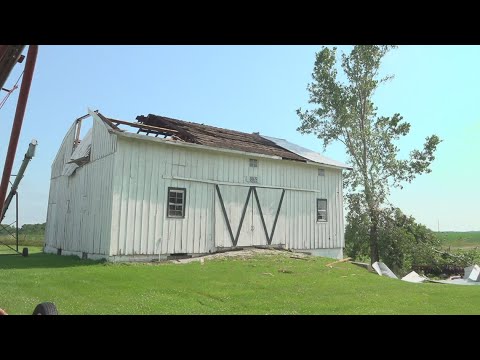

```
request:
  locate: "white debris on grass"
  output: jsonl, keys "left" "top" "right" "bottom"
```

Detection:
{"left": 464, "top": 264, "right": 480, "bottom": 281}
{"left": 401, "top": 271, "right": 427, "bottom": 283}
{"left": 372, "top": 261, "right": 398, "bottom": 279}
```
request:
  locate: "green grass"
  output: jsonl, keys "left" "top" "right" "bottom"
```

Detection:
{"left": 437, "top": 231, "right": 480, "bottom": 249}
{"left": 0, "top": 234, "right": 44, "bottom": 247}
{"left": 2, "top": 249, "right": 480, "bottom": 314}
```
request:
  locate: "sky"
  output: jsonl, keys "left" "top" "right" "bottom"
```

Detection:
{"left": 0, "top": 45, "right": 478, "bottom": 231}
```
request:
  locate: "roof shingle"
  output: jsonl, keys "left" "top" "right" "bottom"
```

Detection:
{"left": 135, "top": 114, "right": 308, "bottom": 162}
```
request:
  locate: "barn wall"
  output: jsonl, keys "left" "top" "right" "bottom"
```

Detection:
{"left": 110, "top": 134, "right": 344, "bottom": 257}
{"left": 51, "top": 123, "right": 76, "bottom": 179}
{"left": 44, "top": 118, "right": 116, "bottom": 256}
{"left": 91, "top": 115, "right": 117, "bottom": 161}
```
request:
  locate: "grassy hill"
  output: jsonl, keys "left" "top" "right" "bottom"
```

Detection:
{"left": 1, "top": 248, "right": 480, "bottom": 315}
{"left": 436, "top": 231, "right": 480, "bottom": 249}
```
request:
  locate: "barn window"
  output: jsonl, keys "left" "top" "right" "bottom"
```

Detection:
{"left": 317, "top": 199, "right": 327, "bottom": 222}
{"left": 167, "top": 188, "right": 186, "bottom": 218}
{"left": 318, "top": 168, "right": 325, "bottom": 176}
{"left": 249, "top": 159, "right": 258, "bottom": 168}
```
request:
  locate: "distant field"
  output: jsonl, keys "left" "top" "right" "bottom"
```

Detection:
{"left": 437, "top": 231, "right": 480, "bottom": 249}
{"left": 0, "top": 234, "right": 44, "bottom": 247}
{"left": 0, "top": 223, "right": 45, "bottom": 249}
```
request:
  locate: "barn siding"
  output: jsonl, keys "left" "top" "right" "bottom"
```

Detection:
{"left": 51, "top": 123, "right": 76, "bottom": 179}
{"left": 44, "top": 118, "right": 116, "bottom": 256}
{"left": 91, "top": 115, "right": 117, "bottom": 161}
{"left": 110, "top": 135, "right": 345, "bottom": 257}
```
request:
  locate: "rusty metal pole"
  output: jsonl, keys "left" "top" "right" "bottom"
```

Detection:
{"left": 15, "top": 191, "right": 19, "bottom": 253}
{"left": 0, "top": 45, "right": 38, "bottom": 215}
{"left": 0, "top": 45, "right": 8, "bottom": 61}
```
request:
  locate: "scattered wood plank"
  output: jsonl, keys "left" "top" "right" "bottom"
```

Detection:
{"left": 325, "top": 257, "right": 352, "bottom": 268}
{"left": 350, "top": 261, "right": 373, "bottom": 272}
{"left": 262, "top": 272, "right": 274, "bottom": 276}
{"left": 290, "top": 256, "right": 308, "bottom": 261}
{"left": 278, "top": 268, "right": 293, "bottom": 274}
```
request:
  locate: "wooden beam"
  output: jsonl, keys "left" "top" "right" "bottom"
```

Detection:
{"left": 108, "top": 117, "right": 178, "bottom": 134}
{"left": 325, "top": 257, "right": 352, "bottom": 267}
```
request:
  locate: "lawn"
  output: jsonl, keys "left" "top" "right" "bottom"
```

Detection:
{"left": 437, "top": 231, "right": 480, "bottom": 249}
{"left": 1, "top": 247, "right": 480, "bottom": 315}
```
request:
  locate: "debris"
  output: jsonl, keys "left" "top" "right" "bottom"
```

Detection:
{"left": 464, "top": 265, "right": 480, "bottom": 282}
{"left": 372, "top": 262, "right": 398, "bottom": 279}
{"left": 350, "top": 261, "right": 373, "bottom": 272}
{"left": 278, "top": 269, "right": 293, "bottom": 274}
{"left": 262, "top": 272, "right": 274, "bottom": 276}
{"left": 401, "top": 271, "right": 427, "bottom": 283}
{"left": 200, "top": 258, "right": 204, "bottom": 265}
{"left": 426, "top": 278, "right": 480, "bottom": 286}
{"left": 448, "top": 275, "right": 462, "bottom": 280}
{"left": 325, "top": 257, "right": 352, "bottom": 268}
{"left": 290, "top": 256, "right": 308, "bottom": 261}
{"left": 425, "top": 264, "right": 480, "bottom": 286}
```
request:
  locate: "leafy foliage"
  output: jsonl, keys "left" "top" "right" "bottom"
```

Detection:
{"left": 345, "top": 206, "right": 440, "bottom": 275}
{"left": 346, "top": 207, "right": 480, "bottom": 276}
{"left": 297, "top": 46, "right": 441, "bottom": 262}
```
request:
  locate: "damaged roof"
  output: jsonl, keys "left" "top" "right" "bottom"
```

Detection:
{"left": 101, "top": 112, "right": 350, "bottom": 169}
{"left": 134, "top": 114, "right": 306, "bottom": 162}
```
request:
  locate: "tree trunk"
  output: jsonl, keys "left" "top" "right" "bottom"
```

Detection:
{"left": 364, "top": 176, "right": 380, "bottom": 264}
{"left": 369, "top": 210, "right": 380, "bottom": 264}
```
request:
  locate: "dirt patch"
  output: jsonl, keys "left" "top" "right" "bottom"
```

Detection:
{"left": 170, "top": 248, "right": 310, "bottom": 264}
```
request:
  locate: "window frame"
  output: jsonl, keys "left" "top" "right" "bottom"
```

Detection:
{"left": 249, "top": 158, "right": 258, "bottom": 168}
{"left": 167, "top": 187, "right": 186, "bottom": 219}
{"left": 318, "top": 168, "right": 325, "bottom": 177}
{"left": 317, "top": 198, "right": 327, "bottom": 222}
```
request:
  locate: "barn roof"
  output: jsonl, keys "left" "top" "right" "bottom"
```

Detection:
{"left": 134, "top": 114, "right": 307, "bottom": 162}
{"left": 261, "top": 135, "right": 351, "bottom": 169}
{"left": 98, "top": 112, "right": 350, "bottom": 169}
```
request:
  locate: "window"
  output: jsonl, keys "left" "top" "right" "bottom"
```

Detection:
{"left": 249, "top": 159, "right": 258, "bottom": 168}
{"left": 167, "top": 188, "right": 186, "bottom": 218}
{"left": 317, "top": 199, "right": 327, "bottom": 222}
{"left": 318, "top": 168, "right": 325, "bottom": 176}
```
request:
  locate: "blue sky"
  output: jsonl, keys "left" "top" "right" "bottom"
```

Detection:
{"left": 0, "top": 45, "right": 478, "bottom": 231}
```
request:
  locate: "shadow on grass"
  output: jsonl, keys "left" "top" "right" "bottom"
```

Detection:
{"left": 0, "top": 252, "right": 104, "bottom": 270}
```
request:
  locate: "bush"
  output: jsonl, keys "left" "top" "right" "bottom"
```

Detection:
{"left": 345, "top": 207, "right": 441, "bottom": 276}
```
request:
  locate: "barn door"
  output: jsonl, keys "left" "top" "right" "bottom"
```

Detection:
{"left": 214, "top": 185, "right": 253, "bottom": 248}
{"left": 214, "top": 185, "right": 285, "bottom": 248}
{"left": 252, "top": 188, "right": 285, "bottom": 245}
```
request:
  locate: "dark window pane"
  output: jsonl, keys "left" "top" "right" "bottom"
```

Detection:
{"left": 317, "top": 199, "right": 327, "bottom": 221}
{"left": 168, "top": 188, "right": 186, "bottom": 218}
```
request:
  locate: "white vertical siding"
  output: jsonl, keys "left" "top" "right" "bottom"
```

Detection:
{"left": 110, "top": 138, "right": 215, "bottom": 256}
{"left": 45, "top": 155, "right": 115, "bottom": 254}
{"left": 45, "top": 118, "right": 117, "bottom": 255}
{"left": 110, "top": 135, "right": 345, "bottom": 256}
{"left": 90, "top": 116, "right": 117, "bottom": 161}
{"left": 51, "top": 123, "right": 76, "bottom": 179}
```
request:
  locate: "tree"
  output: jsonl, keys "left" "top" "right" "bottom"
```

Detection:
{"left": 297, "top": 46, "right": 441, "bottom": 263}
{"left": 345, "top": 204, "right": 440, "bottom": 275}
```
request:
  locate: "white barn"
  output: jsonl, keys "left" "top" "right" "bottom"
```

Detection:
{"left": 44, "top": 110, "right": 351, "bottom": 261}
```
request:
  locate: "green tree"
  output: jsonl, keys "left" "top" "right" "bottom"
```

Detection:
{"left": 345, "top": 205, "right": 440, "bottom": 275}
{"left": 297, "top": 46, "right": 441, "bottom": 263}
